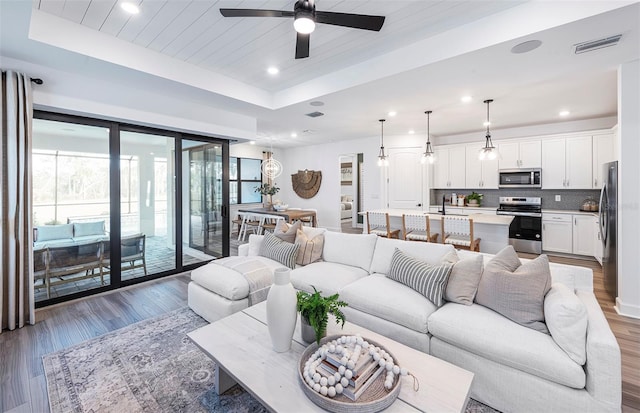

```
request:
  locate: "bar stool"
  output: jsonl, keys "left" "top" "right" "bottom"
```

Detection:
{"left": 402, "top": 213, "right": 438, "bottom": 242}
{"left": 366, "top": 212, "right": 400, "bottom": 239}
{"left": 441, "top": 216, "right": 481, "bottom": 252}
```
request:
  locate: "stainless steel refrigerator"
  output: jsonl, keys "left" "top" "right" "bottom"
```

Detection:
{"left": 599, "top": 161, "right": 618, "bottom": 298}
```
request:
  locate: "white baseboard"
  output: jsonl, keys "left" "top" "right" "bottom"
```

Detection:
{"left": 615, "top": 297, "right": 640, "bottom": 319}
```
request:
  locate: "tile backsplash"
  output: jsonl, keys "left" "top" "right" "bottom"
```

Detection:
{"left": 430, "top": 189, "right": 601, "bottom": 210}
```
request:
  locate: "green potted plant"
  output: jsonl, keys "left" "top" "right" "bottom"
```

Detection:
{"left": 466, "top": 191, "right": 483, "bottom": 207}
{"left": 296, "top": 287, "right": 348, "bottom": 344}
{"left": 254, "top": 182, "right": 280, "bottom": 210}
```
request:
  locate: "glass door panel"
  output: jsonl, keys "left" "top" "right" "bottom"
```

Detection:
{"left": 120, "top": 131, "right": 177, "bottom": 280}
{"left": 32, "top": 118, "right": 111, "bottom": 302}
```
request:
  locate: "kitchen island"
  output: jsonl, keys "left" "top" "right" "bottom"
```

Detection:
{"left": 363, "top": 209, "right": 513, "bottom": 254}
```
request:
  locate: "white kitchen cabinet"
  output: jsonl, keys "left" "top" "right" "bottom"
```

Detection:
{"left": 541, "top": 136, "right": 592, "bottom": 189}
{"left": 592, "top": 133, "right": 616, "bottom": 189}
{"left": 432, "top": 145, "right": 466, "bottom": 188}
{"left": 465, "top": 144, "right": 498, "bottom": 189}
{"left": 542, "top": 213, "right": 573, "bottom": 254}
{"left": 573, "top": 215, "right": 595, "bottom": 256}
{"left": 594, "top": 216, "right": 603, "bottom": 265}
{"left": 498, "top": 139, "right": 541, "bottom": 169}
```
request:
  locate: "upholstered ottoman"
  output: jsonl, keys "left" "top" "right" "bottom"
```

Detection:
{"left": 188, "top": 256, "right": 282, "bottom": 322}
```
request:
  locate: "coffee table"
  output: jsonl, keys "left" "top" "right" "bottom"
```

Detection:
{"left": 188, "top": 302, "right": 474, "bottom": 412}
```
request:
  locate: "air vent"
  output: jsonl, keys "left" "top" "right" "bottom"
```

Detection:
{"left": 305, "top": 111, "right": 324, "bottom": 118}
{"left": 574, "top": 34, "right": 622, "bottom": 54}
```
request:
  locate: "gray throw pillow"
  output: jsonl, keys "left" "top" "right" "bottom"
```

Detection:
{"left": 259, "top": 232, "right": 300, "bottom": 268}
{"left": 442, "top": 250, "right": 484, "bottom": 305}
{"left": 475, "top": 246, "right": 552, "bottom": 333}
{"left": 388, "top": 248, "right": 453, "bottom": 307}
{"left": 274, "top": 220, "right": 302, "bottom": 243}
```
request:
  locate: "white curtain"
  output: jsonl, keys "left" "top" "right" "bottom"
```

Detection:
{"left": 1, "top": 70, "right": 35, "bottom": 332}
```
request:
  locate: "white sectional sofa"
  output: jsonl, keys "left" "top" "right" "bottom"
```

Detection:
{"left": 188, "top": 229, "right": 621, "bottom": 413}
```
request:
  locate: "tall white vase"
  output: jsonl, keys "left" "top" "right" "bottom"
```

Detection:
{"left": 266, "top": 267, "right": 298, "bottom": 352}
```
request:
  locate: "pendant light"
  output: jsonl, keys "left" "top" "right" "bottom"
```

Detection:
{"left": 261, "top": 137, "right": 283, "bottom": 178}
{"left": 421, "top": 110, "right": 435, "bottom": 164}
{"left": 377, "top": 119, "right": 389, "bottom": 167}
{"left": 478, "top": 99, "right": 498, "bottom": 160}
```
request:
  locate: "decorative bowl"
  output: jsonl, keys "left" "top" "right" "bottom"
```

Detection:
{"left": 273, "top": 204, "right": 288, "bottom": 211}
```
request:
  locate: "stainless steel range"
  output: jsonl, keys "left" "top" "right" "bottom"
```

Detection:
{"left": 496, "top": 197, "right": 542, "bottom": 254}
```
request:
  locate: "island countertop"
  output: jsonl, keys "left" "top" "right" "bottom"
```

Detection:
{"left": 363, "top": 209, "right": 513, "bottom": 226}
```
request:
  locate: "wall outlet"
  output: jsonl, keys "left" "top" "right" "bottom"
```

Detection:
{"left": 555, "top": 195, "right": 561, "bottom": 202}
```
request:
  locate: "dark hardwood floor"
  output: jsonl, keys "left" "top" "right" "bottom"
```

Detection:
{"left": 1, "top": 251, "right": 638, "bottom": 412}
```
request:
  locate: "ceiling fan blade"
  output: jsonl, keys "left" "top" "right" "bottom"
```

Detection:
{"left": 316, "top": 11, "right": 385, "bottom": 31}
{"left": 220, "top": 9, "right": 294, "bottom": 18}
{"left": 295, "top": 33, "right": 310, "bottom": 59}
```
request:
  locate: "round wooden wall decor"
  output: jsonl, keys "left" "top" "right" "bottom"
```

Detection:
{"left": 291, "top": 170, "right": 322, "bottom": 199}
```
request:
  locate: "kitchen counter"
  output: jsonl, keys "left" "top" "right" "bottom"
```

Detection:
{"left": 362, "top": 209, "right": 513, "bottom": 254}
{"left": 543, "top": 209, "right": 599, "bottom": 217}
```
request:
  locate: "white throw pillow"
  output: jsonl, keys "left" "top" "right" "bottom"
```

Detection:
{"left": 294, "top": 229, "right": 324, "bottom": 265}
{"left": 544, "top": 283, "right": 588, "bottom": 365}
{"left": 247, "top": 234, "right": 264, "bottom": 256}
{"left": 322, "top": 231, "right": 377, "bottom": 272}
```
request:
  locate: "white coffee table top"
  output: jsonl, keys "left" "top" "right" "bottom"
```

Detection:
{"left": 188, "top": 302, "right": 474, "bottom": 412}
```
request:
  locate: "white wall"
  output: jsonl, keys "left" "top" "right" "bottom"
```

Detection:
{"left": 616, "top": 59, "right": 640, "bottom": 319}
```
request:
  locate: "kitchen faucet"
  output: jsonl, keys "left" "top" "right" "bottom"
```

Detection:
{"left": 442, "top": 195, "right": 446, "bottom": 215}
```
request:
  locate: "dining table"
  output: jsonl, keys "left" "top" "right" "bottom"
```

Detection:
{"left": 237, "top": 207, "right": 317, "bottom": 227}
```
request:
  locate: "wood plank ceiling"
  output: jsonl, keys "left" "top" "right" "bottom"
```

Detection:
{"left": 32, "top": 0, "right": 525, "bottom": 92}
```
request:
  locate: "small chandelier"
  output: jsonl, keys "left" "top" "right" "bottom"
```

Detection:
{"left": 421, "top": 110, "right": 435, "bottom": 164}
{"left": 377, "top": 119, "right": 389, "bottom": 167}
{"left": 478, "top": 99, "right": 498, "bottom": 161}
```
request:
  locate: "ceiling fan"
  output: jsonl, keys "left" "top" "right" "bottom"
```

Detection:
{"left": 220, "top": 0, "right": 385, "bottom": 59}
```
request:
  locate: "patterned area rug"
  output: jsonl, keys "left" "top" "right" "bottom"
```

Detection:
{"left": 43, "top": 307, "right": 499, "bottom": 412}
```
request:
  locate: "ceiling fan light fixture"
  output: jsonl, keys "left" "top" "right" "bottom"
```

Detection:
{"left": 377, "top": 119, "right": 388, "bottom": 167}
{"left": 421, "top": 110, "right": 435, "bottom": 164}
{"left": 478, "top": 99, "right": 499, "bottom": 161}
{"left": 294, "top": 15, "right": 315, "bottom": 34}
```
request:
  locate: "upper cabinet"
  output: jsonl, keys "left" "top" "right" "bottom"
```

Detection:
{"left": 465, "top": 144, "right": 499, "bottom": 189}
{"left": 498, "top": 139, "right": 541, "bottom": 169}
{"left": 432, "top": 145, "right": 466, "bottom": 188}
{"left": 592, "top": 133, "right": 616, "bottom": 189}
{"left": 541, "top": 136, "right": 592, "bottom": 189}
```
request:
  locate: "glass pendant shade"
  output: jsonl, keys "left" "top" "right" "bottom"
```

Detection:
{"left": 479, "top": 99, "right": 499, "bottom": 161}
{"left": 421, "top": 110, "right": 435, "bottom": 164}
{"left": 377, "top": 119, "right": 388, "bottom": 167}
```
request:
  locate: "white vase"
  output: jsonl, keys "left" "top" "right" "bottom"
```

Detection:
{"left": 266, "top": 267, "right": 297, "bottom": 352}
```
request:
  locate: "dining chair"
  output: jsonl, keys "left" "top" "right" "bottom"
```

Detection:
{"left": 402, "top": 213, "right": 438, "bottom": 242}
{"left": 441, "top": 216, "right": 481, "bottom": 252}
{"left": 260, "top": 214, "right": 286, "bottom": 233}
{"left": 238, "top": 212, "right": 262, "bottom": 242}
{"left": 366, "top": 212, "right": 400, "bottom": 239}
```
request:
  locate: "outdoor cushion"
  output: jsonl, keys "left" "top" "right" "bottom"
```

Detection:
{"left": 340, "top": 274, "right": 438, "bottom": 334}
{"left": 428, "top": 302, "right": 586, "bottom": 389}
{"left": 36, "top": 224, "right": 74, "bottom": 242}
{"left": 369, "top": 236, "right": 454, "bottom": 275}
{"left": 73, "top": 221, "right": 105, "bottom": 237}
{"left": 290, "top": 261, "right": 368, "bottom": 297}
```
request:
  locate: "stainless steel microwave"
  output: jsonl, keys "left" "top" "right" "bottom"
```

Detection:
{"left": 499, "top": 169, "right": 542, "bottom": 188}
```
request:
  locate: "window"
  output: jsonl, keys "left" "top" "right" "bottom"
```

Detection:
{"left": 230, "top": 157, "right": 262, "bottom": 204}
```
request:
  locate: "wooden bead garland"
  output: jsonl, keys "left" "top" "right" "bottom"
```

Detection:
{"left": 302, "top": 334, "right": 419, "bottom": 399}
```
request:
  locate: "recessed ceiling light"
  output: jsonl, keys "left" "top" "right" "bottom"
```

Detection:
{"left": 408, "top": 130, "right": 415, "bottom": 135}
{"left": 388, "top": 111, "right": 397, "bottom": 117}
{"left": 249, "top": 141, "right": 256, "bottom": 145}
{"left": 559, "top": 110, "right": 570, "bottom": 117}
{"left": 291, "top": 133, "right": 297, "bottom": 138}
{"left": 511, "top": 40, "right": 542, "bottom": 54}
{"left": 461, "top": 95, "right": 472, "bottom": 103}
{"left": 120, "top": 2, "right": 140, "bottom": 14}
{"left": 267, "top": 66, "right": 279, "bottom": 75}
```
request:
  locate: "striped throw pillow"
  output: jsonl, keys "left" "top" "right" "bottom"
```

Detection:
{"left": 259, "top": 232, "right": 300, "bottom": 268}
{"left": 388, "top": 248, "right": 453, "bottom": 307}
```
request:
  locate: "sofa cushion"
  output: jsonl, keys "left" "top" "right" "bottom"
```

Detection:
{"left": 545, "top": 283, "right": 588, "bottom": 365}
{"left": 73, "top": 221, "right": 105, "bottom": 237}
{"left": 442, "top": 250, "right": 484, "bottom": 305}
{"left": 322, "top": 231, "right": 377, "bottom": 272}
{"left": 475, "top": 246, "right": 552, "bottom": 333}
{"left": 259, "top": 232, "right": 299, "bottom": 268}
{"left": 428, "top": 302, "right": 586, "bottom": 389}
{"left": 387, "top": 248, "right": 453, "bottom": 307}
{"left": 369, "top": 237, "right": 454, "bottom": 275}
{"left": 274, "top": 220, "right": 302, "bottom": 243}
{"left": 340, "top": 275, "right": 438, "bottom": 334}
{"left": 36, "top": 224, "right": 74, "bottom": 242}
{"left": 290, "top": 262, "right": 368, "bottom": 297}
{"left": 294, "top": 229, "right": 324, "bottom": 266}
